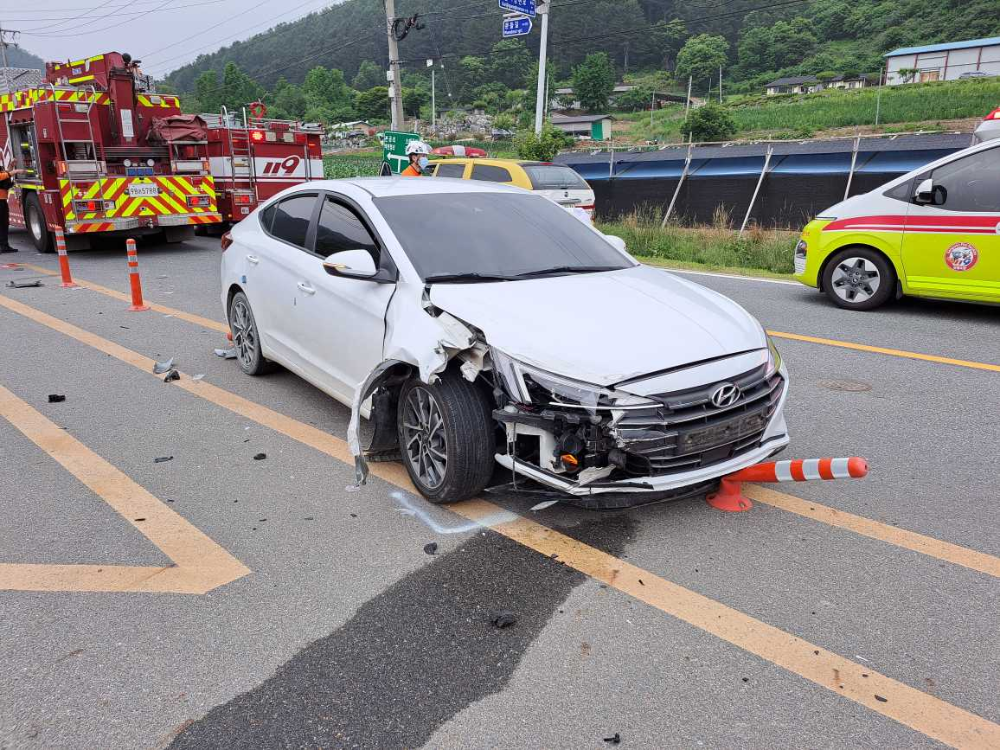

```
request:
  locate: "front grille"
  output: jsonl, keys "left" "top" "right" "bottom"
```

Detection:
{"left": 612, "top": 365, "right": 784, "bottom": 476}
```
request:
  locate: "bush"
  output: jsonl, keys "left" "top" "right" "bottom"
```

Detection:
{"left": 680, "top": 104, "right": 737, "bottom": 142}
{"left": 515, "top": 123, "right": 573, "bottom": 161}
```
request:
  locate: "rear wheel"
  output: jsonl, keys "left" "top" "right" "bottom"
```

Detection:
{"left": 397, "top": 372, "right": 495, "bottom": 504}
{"left": 822, "top": 247, "right": 896, "bottom": 310}
{"left": 24, "top": 194, "right": 52, "bottom": 253}
{"left": 228, "top": 291, "right": 273, "bottom": 375}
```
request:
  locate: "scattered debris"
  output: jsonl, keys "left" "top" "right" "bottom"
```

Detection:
{"left": 214, "top": 347, "right": 237, "bottom": 360}
{"left": 638, "top": 579, "right": 644, "bottom": 586}
{"left": 875, "top": 695, "right": 887, "bottom": 703}
{"left": 162, "top": 369, "right": 180, "bottom": 382}
{"left": 742, "top": 677, "right": 749, "bottom": 683}
{"left": 152, "top": 358, "right": 174, "bottom": 374}
{"left": 603, "top": 733, "right": 621, "bottom": 745}
{"left": 153, "top": 456, "right": 173, "bottom": 463}
{"left": 304, "top": 516, "right": 314, "bottom": 521}
{"left": 119, "top": 325, "right": 130, "bottom": 330}
{"left": 192, "top": 374, "right": 205, "bottom": 381}
{"left": 350, "top": 513, "right": 358, "bottom": 518}
{"left": 490, "top": 610, "right": 517, "bottom": 629}
{"left": 253, "top": 453, "right": 266, "bottom": 461}
{"left": 423, "top": 542, "right": 438, "bottom": 555}
{"left": 530, "top": 500, "right": 559, "bottom": 512}
{"left": 47, "top": 394, "right": 66, "bottom": 403}
{"left": 5, "top": 279, "right": 42, "bottom": 288}
{"left": 134, "top": 518, "right": 146, "bottom": 522}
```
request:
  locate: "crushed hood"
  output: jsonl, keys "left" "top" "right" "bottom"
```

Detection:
{"left": 430, "top": 264, "right": 766, "bottom": 386}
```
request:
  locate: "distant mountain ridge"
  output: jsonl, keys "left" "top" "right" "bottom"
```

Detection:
{"left": 5, "top": 47, "right": 44, "bottom": 71}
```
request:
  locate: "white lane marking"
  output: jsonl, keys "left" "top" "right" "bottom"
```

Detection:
{"left": 660, "top": 268, "right": 799, "bottom": 286}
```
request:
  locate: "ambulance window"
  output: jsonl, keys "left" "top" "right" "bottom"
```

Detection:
{"left": 314, "top": 197, "right": 379, "bottom": 263}
{"left": 929, "top": 147, "right": 1000, "bottom": 212}
{"left": 884, "top": 179, "right": 912, "bottom": 203}
{"left": 270, "top": 194, "right": 318, "bottom": 249}
{"left": 434, "top": 163, "right": 466, "bottom": 178}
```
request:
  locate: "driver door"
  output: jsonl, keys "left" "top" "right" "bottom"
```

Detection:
{"left": 901, "top": 145, "right": 1000, "bottom": 302}
{"left": 290, "top": 194, "right": 396, "bottom": 402}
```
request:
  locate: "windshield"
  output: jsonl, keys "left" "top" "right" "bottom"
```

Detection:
{"left": 374, "top": 192, "right": 632, "bottom": 281}
{"left": 522, "top": 165, "right": 590, "bottom": 191}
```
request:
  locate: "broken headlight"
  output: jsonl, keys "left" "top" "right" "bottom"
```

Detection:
{"left": 490, "top": 349, "right": 652, "bottom": 411}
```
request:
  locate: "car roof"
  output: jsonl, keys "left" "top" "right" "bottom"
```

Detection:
{"left": 317, "top": 176, "right": 532, "bottom": 198}
{"left": 433, "top": 157, "right": 527, "bottom": 167}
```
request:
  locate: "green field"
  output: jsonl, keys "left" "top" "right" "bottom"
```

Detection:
{"left": 622, "top": 77, "right": 1000, "bottom": 142}
{"left": 323, "top": 154, "right": 383, "bottom": 179}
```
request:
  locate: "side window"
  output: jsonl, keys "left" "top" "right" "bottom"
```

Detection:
{"left": 470, "top": 164, "right": 512, "bottom": 183}
{"left": 314, "top": 196, "right": 379, "bottom": 263}
{"left": 434, "top": 163, "right": 466, "bottom": 178}
{"left": 883, "top": 179, "right": 913, "bottom": 204}
{"left": 259, "top": 202, "right": 277, "bottom": 232}
{"left": 269, "top": 194, "right": 318, "bottom": 249}
{"left": 928, "top": 147, "right": 1000, "bottom": 212}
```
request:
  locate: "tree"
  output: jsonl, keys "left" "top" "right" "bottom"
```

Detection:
{"left": 303, "top": 66, "right": 353, "bottom": 111}
{"left": 737, "top": 26, "right": 772, "bottom": 76}
{"left": 352, "top": 60, "right": 383, "bottom": 91}
{"left": 646, "top": 18, "right": 688, "bottom": 70}
{"left": 572, "top": 52, "right": 615, "bottom": 113}
{"left": 489, "top": 39, "right": 533, "bottom": 90}
{"left": 403, "top": 86, "right": 429, "bottom": 118}
{"left": 515, "top": 123, "right": 573, "bottom": 161}
{"left": 273, "top": 83, "right": 307, "bottom": 119}
{"left": 194, "top": 70, "right": 221, "bottom": 113}
{"left": 675, "top": 34, "right": 729, "bottom": 87}
{"left": 220, "top": 62, "right": 264, "bottom": 112}
{"left": 680, "top": 104, "right": 736, "bottom": 142}
{"left": 355, "top": 86, "right": 390, "bottom": 121}
{"left": 897, "top": 67, "right": 919, "bottom": 84}
{"left": 615, "top": 86, "right": 653, "bottom": 112}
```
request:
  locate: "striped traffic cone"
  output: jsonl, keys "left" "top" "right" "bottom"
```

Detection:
{"left": 55, "top": 229, "right": 77, "bottom": 288}
{"left": 126, "top": 238, "right": 150, "bottom": 312}
{"left": 707, "top": 457, "right": 869, "bottom": 512}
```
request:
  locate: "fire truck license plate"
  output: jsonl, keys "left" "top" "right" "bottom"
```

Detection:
{"left": 127, "top": 184, "right": 159, "bottom": 198}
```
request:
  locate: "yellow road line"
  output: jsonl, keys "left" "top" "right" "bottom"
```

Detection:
{"left": 19, "top": 263, "right": 229, "bottom": 334}
{"left": 15, "top": 263, "right": 1000, "bottom": 375}
{"left": 767, "top": 330, "right": 1000, "bottom": 374}
{"left": 746, "top": 486, "right": 1000, "bottom": 579}
{"left": 2, "top": 292, "right": 999, "bottom": 746}
{"left": 0, "top": 382, "right": 249, "bottom": 594}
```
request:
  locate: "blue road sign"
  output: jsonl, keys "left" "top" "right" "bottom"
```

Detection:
{"left": 502, "top": 15, "right": 532, "bottom": 37}
{"left": 498, "top": 0, "right": 535, "bottom": 18}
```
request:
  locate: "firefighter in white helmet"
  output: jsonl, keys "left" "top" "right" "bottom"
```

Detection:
{"left": 401, "top": 140, "right": 432, "bottom": 177}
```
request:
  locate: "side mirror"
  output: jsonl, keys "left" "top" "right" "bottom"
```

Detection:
{"left": 604, "top": 235, "right": 627, "bottom": 253}
{"left": 323, "top": 249, "right": 378, "bottom": 279}
{"left": 913, "top": 177, "right": 935, "bottom": 204}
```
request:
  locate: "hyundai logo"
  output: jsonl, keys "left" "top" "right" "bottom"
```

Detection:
{"left": 710, "top": 382, "right": 741, "bottom": 408}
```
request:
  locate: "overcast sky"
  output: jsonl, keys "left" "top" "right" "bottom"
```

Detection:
{"left": 9, "top": 0, "right": 339, "bottom": 78}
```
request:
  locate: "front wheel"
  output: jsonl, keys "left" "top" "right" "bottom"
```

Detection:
{"left": 24, "top": 194, "right": 52, "bottom": 253}
{"left": 397, "top": 372, "right": 495, "bottom": 504}
{"left": 228, "top": 291, "right": 273, "bottom": 376}
{"left": 822, "top": 247, "right": 896, "bottom": 310}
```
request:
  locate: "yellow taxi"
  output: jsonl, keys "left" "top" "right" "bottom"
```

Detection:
{"left": 429, "top": 158, "right": 595, "bottom": 217}
{"left": 795, "top": 138, "right": 1000, "bottom": 310}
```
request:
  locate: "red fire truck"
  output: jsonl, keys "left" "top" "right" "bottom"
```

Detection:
{"left": 0, "top": 51, "right": 220, "bottom": 252}
{"left": 203, "top": 104, "right": 324, "bottom": 227}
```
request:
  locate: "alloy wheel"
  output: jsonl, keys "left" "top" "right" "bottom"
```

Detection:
{"left": 830, "top": 257, "right": 880, "bottom": 304}
{"left": 230, "top": 297, "right": 257, "bottom": 369}
{"left": 402, "top": 387, "right": 448, "bottom": 489}
{"left": 28, "top": 206, "right": 43, "bottom": 242}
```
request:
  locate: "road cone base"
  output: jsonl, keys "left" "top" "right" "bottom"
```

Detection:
{"left": 706, "top": 478, "right": 753, "bottom": 512}
{"left": 61, "top": 282, "right": 78, "bottom": 288}
{"left": 128, "top": 305, "right": 150, "bottom": 312}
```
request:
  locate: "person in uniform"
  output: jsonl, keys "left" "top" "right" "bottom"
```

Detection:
{"left": 0, "top": 161, "right": 29, "bottom": 254}
{"left": 400, "top": 140, "right": 432, "bottom": 176}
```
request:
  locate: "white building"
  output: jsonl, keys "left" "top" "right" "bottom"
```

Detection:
{"left": 885, "top": 36, "right": 1000, "bottom": 85}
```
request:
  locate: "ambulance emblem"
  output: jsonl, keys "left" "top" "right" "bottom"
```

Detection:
{"left": 944, "top": 242, "right": 978, "bottom": 272}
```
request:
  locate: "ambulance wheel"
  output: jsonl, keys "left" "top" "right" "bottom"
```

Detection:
{"left": 822, "top": 247, "right": 896, "bottom": 311}
{"left": 24, "top": 195, "right": 53, "bottom": 253}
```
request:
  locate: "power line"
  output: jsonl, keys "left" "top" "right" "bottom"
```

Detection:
{"left": 10, "top": 0, "right": 235, "bottom": 26}
{"left": 19, "top": 0, "right": 123, "bottom": 34}
{"left": 21, "top": 0, "right": 182, "bottom": 38}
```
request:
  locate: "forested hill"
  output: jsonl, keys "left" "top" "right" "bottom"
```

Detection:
{"left": 6, "top": 47, "right": 45, "bottom": 70}
{"left": 164, "top": 0, "right": 1000, "bottom": 93}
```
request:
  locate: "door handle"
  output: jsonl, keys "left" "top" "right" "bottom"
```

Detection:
{"left": 297, "top": 281, "right": 316, "bottom": 295}
{"left": 246, "top": 255, "right": 259, "bottom": 265}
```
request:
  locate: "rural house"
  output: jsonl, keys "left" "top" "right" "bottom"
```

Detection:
{"left": 885, "top": 36, "right": 1000, "bottom": 84}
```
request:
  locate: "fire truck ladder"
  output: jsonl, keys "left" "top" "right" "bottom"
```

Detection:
{"left": 49, "top": 84, "right": 108, "bottom": 207}
{"left": 221, "top": 105, "right": 254, "bottom": 197}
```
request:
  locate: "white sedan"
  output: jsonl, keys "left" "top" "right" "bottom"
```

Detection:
{"left": 221, "top": 178, "right": 790, "bottom": 507}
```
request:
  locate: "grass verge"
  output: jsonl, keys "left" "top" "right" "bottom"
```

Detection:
{"left": 598, "top": 211, "right": 798, "bottom": 275}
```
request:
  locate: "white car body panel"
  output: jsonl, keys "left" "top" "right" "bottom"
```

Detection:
{"left": 221, "top": 178, "right": 789, "bottom": 499}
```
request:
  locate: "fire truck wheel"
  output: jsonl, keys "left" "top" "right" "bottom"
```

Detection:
{"left": 24, "top": 195, "right": 53, "bottom": 253}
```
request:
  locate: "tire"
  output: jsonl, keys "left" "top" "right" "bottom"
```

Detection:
{"left": 822, "top": 246, "right": 896, "bottom": 311}
{"left": 227, "top": 291, "right": 273, "bottom": 376}
{"left": 24, "top": 194, "right": 53, "bottom": 253}
{"left": 397, "top": 372, "right": 495, "bottom": 504}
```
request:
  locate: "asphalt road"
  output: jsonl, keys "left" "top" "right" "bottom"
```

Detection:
{"left": 1, "top": 230, "right": 998, "bottom": 750}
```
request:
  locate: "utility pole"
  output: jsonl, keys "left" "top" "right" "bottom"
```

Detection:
{"left": 719, "top": 65, "right": 723, "bottom": 104}
{"left": 426, "top": 58, "right": 436, "bottom": 129}
{"left": 650, "top": 89, "right": 655, "bottom": 128}
{"left": 0, "top": 25, "right": 20, "bottom": 94}
{"left": 874, "top": 65, "right": 885, "bottom": 128}
{"left": 684, "top": 75, "right": 692, "bottom": 122}
{"left": 533, "top": 0, "right": 549, "bottom": 135}
{"left": 384, "top": 0, "right": 404, "bottom": 130}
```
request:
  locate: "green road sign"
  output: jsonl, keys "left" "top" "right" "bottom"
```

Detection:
{"left": 382, "top": 130, "right": 421, "bottom": 174}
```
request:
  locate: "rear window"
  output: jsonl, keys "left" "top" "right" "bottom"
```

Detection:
{"left": 470, "top": 164, "right": 512, "bottom": 183}
{"left": 434, "top": 163, "right": 466, "bottom": 178}
{"left": 523, "top": 165, "right": 589, "bottom": 190}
